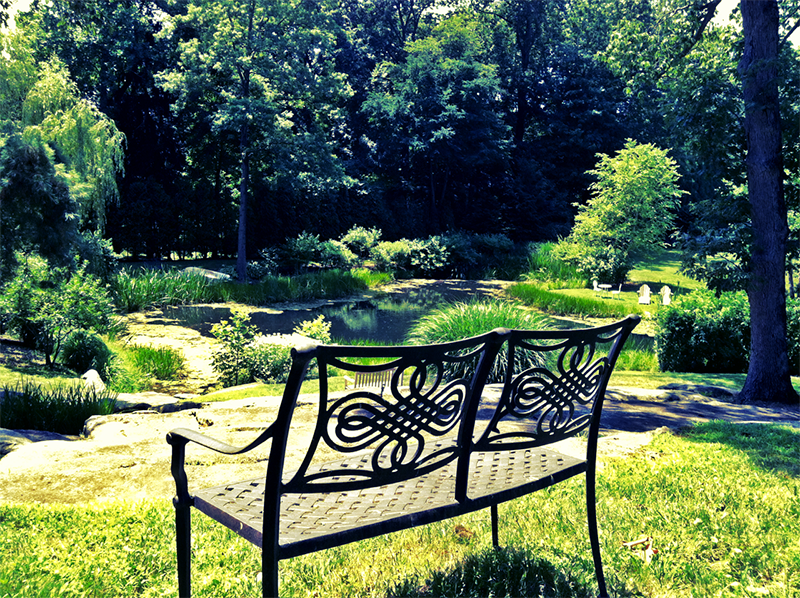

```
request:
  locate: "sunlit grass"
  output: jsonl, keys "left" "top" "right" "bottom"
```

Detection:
{"left": 1, "top": 423, "right": 797, "bottom": 597}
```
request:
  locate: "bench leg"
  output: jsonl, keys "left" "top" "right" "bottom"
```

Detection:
{"left": 586, "top": 470, "right": 608, "bottom": 598}
{"left": 262, "top": 548, "right": 279, "bottom": 597}
{"left": 174, "top": 498, "right": 192, "bottom": 598}
{"left": 490, "top": 504, "right": 499, "bottom": 547}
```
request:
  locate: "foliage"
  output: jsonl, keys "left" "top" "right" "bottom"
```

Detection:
{"left": 406, "top": 299, "right": 551, "bottom": 383}
{"left": 554, "top": 140, "right": 686, "bottom": 283}
{"left": 340, "top": 226, "right": 382, "bottom": 258}
{"left": 506, "top": 283, "right": 635, "bottom": 319}
{"left": 110, "top": 269, "right": 215, "bottom": 312}
{"left": 20, "top": 57, "right": 125, "bottom": 233}
{"left": 0, "top": 133, "right": 79, "bottom": 277}
{"left": 1, "top": 257, "right": 118, "bottom": 366}
{"left": 210, "top": 309, "right": 257, "bottom": 388}
{"left": 654, "top": 290, "right": 750, "bottom": 373}
{"left": 294, "top": 314, "right": 332, "bottom": 345}
{"left": 319, "top": 240, "right": 358, "bottom": 270}
{"left": 370, "top": 240, "right": 415, "bottom": 277}
{"left": 212, "top": 311, "right": 330, "bottom": 387}
{"left": 521, "top": 242, "right": 586, "bottom": 287}
{"left": 59, "top": 330, "right": 113, "bottom": 378}
{"left": 0, "top": 379, "right": 116, "bottom": 435}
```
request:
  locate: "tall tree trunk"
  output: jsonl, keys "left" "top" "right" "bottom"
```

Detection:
{"left": 738, "top": 0, "right": 798, "bottom": 404}
{"left": 237, "top": 120, "right": 249, "bottom": 282}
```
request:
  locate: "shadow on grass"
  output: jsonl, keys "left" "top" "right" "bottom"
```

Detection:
{"left": 386, "top": 546, "right": 638, "bottom": 598}
{"left": 682, "top": 421, "right": 800, "bottom": 478}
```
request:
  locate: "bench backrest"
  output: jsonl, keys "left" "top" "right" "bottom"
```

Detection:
{"left": 271, "top": 328, "right": 509, "bottom": 496}
{"left": 471, "top": 316, "right": 639, "bottom": 453}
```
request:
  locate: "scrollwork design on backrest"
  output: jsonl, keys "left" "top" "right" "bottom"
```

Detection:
{"left": 326, "top": 359, "right": 467, "bottom": 473}
{"left": 285, "top": 336, "right": 497, "bottom": 491}
{"left": 476, "top": 325, "right": 628, "bottom": 450}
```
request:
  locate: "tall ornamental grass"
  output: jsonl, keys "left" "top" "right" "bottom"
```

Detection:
{"left": 507, "top": 283, "right": 634, "bottom": 318}
{"left": 0, "top": 380, "right": 117, "bottom": 435}
{"left": 111, "top": 268, "right": 369, "bottom": 313}
{"left": 406, "top": 299, "right": 552, "bottom": 383}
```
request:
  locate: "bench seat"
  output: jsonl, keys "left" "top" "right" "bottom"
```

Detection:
{"left": 192, "top": 444, "right": 584, "bottom": 558}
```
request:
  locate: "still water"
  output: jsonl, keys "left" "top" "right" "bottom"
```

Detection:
{"left": 143, "top": 281, "right": 651, "bottom": 348}
{"left": 151, "top": 284, "right": 507, "bottom": 344}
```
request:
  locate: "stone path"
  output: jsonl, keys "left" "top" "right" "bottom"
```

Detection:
{"left": 1, "top": 384, "right": 797, "bottom": 505}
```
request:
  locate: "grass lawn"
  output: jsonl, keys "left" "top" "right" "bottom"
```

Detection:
{"left": 1, "top": 421, "right": 798, "bottom": 597}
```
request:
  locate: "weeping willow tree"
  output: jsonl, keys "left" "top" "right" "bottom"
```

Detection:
{"left": 20, "top": 58, "right": 125, "bottom": 234}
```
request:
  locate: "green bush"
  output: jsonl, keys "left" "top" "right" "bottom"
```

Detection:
{"left": 320, "top": 240, "right": 357, "bottom": 269}
{"left": 211, "top": 309, "right": 257, "bottom": 387}
{"left": 60, "top": 330, "right": 114, "bottom": 378}
{"left": 340, "top": 226, "right": 382, "bottom": 258}
{"left": 247, "top": 342, "right": 293, "bottom": 384}
{"left": 406, "top": 300, "right": 551, "bottom": 383}
{"left": 0, "top": 380, "right": 117, "bottom": 435}
{"left": 408, "top": 236, "right": 450, "bottom": 278}
{"left": 282, "top": 231, "right": 326, "bottom": 272}
{"left": 655, "top": 290, "right": 750, "bottom": 373}
{"left": 1, "top": 258, "right": 119, "bottom": 365}
{"left": 212, "top": 311, "right": 330, "bottom": 387}
{"left": 370, "top": 240, "right": 414, "bottom": 276}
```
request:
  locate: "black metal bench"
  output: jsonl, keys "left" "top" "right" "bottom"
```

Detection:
{"left": 167, "top": 315, "right": 639, "bottom": 597}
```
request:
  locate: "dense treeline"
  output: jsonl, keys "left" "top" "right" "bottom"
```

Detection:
{"left": 0, "top": 0, "right": 798, "bottom": 271}
{"left": 0, "top": 0, "right": 800, "bottom": 278}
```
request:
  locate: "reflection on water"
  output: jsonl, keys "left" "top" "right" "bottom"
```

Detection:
{"left": 155, "top": 289, "right": 463, "bottom": 344}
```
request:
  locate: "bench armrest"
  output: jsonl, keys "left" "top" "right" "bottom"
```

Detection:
{"left": 167, "top": 424, "right": 276, "bottom": 504}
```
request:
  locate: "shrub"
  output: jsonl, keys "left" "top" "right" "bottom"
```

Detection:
{"left": 319, "top": 240, "right": 357, "bottom": 269}
{"left": 655, "top": 290, "right": 750, "bottom": 373}
{"left": 1, "top": 258, "right": 119, "bottom": 365}
{"left": 247, "top": 342, "right": 293, "bottom": 384}
{"left": 406, "top": 300, "right": 551, "bottom": 383}
{"left": 60, "top": 330, "right": 114, "bottom": 378}
{"left": 370, "top": 240, "right": 414, "bottom": 277}
{"left": 211, "top": 309, "right": 257, "bottom": 387}
{"left": 282, "top": 232, "right": 325, "bottom": 272}
{"left": 340, "top": 226, "right": 382, "bottom": 258}
{"left": 785, "top": 298, "right": 800, "bottom": 375}
{"left": 408, "top": 236, "right": 450, "bottom": 278}
{"left": 0, "top": 380, "right": 117, "bottom": 435}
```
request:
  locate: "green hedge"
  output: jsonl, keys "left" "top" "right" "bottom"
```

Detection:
{"left": 655, "top": 290, "right": 750, "bottom": 373}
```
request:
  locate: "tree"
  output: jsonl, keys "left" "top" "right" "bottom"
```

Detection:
{"left": 554, "top": 140, "right": 685, "bottom": 283}
{"left": 363, "top": 13, "right": 510, "bottom": 234}
{"left": 21, "top": 58, "right": 125, "bottom": 233}
{"left": 737, "top": 0, "right": 798, "bottom": 405}
{"left": 162, "top": 0, "right": 350, "bottom": 279}
{"left": 0, "top": 134, "right": 79, "bottom": 278}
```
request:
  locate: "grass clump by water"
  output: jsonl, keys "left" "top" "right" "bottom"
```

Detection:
{"left": 406, "top": 299, "right": 553, "bottom": 383}
{"left": 111, "top": 268, "right": 370, "bottom": 312}
{"left": 507, "top": 283, "right": 637, "bottom": 318}
{"left": 125, "top": 344, "right": 186, "bottom": 380}
{"left": 0, "top": 379, "right": 116, "bottom": 435}
{"left": 1, "top": 422, "right": 797, "bottom": 597}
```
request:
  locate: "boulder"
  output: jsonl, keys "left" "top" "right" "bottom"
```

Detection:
{"left": 181, "top": 267, "right": 231, "bottom": 282}
{"left": 81, "top": 369, "right": 106, "bottom": 391}
{"left": 0, "top": 428, "right": 71, "bottom": 457}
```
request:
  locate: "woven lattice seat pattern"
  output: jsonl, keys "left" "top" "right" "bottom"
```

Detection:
{"left": 193, "top": 445, "right": 584, "bottom": 557}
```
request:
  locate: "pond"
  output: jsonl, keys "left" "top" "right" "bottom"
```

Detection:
{"left": 138, "top": 279, "right": 652, "bottom": 347}
{"left": 143, "top": 281, "right": 514, "bottom": 344}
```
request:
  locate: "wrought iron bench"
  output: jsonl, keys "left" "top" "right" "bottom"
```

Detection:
{"left": 167, "top": 315, "right": 639, "bottom": 598}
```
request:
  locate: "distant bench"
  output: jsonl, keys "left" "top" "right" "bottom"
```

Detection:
{"left": 343, "top": 366, "right": 403, "bottom": 392}
{"left": 167, "top": 315, "right": 640, "bottom": 598}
